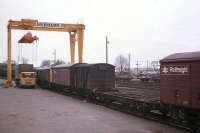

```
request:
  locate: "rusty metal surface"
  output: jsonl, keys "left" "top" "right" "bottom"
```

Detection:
{"left": 18, "top": 32, "right": 39, "bottom": 43}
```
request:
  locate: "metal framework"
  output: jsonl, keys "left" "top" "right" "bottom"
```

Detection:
{"left": 6, "top": 19, "right": 85, "bottom": 87}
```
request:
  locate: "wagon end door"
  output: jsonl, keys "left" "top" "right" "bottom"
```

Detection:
{"left": 191, "top": 63, "right": 200, "bottom": 109}
{"left": 160, "top": 64, "right": 191, "bottom": 107}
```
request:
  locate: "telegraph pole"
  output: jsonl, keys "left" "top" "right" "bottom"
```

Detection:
{"left": 53, "top": 49, "right": 56, "bottom": 64}
{"left": 106, "top": 36, "right": 109, "bottom": 63}
{"left": 128, "top": 53, "right": 131, "bottom": 75}
{"left": 136, "top": 60, "right": 139, "bottom": 74}
{"left": 146, "top": 60, "right": 149, "bottom": 73}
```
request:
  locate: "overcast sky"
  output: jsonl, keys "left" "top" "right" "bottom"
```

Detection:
{"left": 0, "top": 0, "right": 200, "bottom": 66}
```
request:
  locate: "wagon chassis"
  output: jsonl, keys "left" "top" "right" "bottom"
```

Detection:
{"left": 42, "top": 84, "right": 199, "bottom": 132}
{"left": 94, "top": 91, "right": 193, "bottom": 131}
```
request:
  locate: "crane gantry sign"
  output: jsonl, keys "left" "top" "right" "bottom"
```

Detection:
{"left": 6, "top": 19, "right": 85, "bottom": 87}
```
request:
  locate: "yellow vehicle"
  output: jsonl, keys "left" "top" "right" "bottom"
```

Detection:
{"left": 19, "top": 72, "right": 36, "bottom": 88}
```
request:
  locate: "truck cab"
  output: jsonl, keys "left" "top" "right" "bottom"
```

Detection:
{"left": 19, "top": 72, "right": 36, "bottom": 88}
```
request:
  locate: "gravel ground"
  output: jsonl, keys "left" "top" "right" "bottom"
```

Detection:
{"left": 0, "top": 80, "right": 187, "bottom": 133}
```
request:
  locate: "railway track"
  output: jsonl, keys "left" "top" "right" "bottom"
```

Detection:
{"left": 95, "top": 85, "right": 195, "bottom": 132}
{"left": 37, "top": 78, "right": 199, "bottom": 133}
{"left": 99, "top": 101, "right": 191, "bottom": 132}
{"left": 47, "top": 85, "right": 193, "bottom": 132}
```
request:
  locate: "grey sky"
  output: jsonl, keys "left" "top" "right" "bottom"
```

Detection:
{"left": 0, "top": 0, "right": 200, "bottom": 66}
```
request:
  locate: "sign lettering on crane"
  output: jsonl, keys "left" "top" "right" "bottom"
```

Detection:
{"left": 38, "top": 22, "right": 64, "bottom": 28}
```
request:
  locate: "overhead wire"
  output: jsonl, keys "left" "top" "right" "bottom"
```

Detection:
{"left": 17, "top": 43, "right": 19, "bottom": 64}
{"left": 32, "top": 43, "right": 34, "bottom": 63}
{"left": 17, "top": 31, "right": 39, "bottom": 65}
{"left": 35, "top": 41, "right": 38, "bottom": 66}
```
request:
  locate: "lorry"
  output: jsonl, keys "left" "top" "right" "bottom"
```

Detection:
{"left": 15, "top": 64, "right": 36, "bottom": 88}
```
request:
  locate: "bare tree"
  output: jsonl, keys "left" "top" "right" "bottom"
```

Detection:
{"left": 40, "top": 60, "right": 51, "bottom": 67}
{"left": 151, "top": 61, "right": 160, "bottom": 72}
{"left": 115, "top": 54, "right": 129, "bottom": 74}
{"left": 21, "top": 57, "right": 29, "bottom": 64}
{"left": 52, "top": 60, "right": 65, "bottom": 66}
{"left": 40, "top": 59, "right": 66, "bottom": 67}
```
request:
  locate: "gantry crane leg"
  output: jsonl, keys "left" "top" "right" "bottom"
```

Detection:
{"left": 77, "top": 29, "right": 84, "bottom": 63}
{"left": 6, "top": 26, "right": 13, "bottom": 87}
{"left": 70, "top": 32, "right": 76, "bottom": 64}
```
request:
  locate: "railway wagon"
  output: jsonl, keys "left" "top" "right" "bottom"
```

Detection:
{"left": 160, "top": 51, "right": 200, "bottom": 126}
{"left": 51, "top": 64, "right": 73, "bottom": 90}
{"left": 37, "top": 64, "right": 76, "bottom": 90}
{"left": 0, "top": 63, "right": 16, "bottom": 79}
{"left": 72, "top": 63, "right": 115, "bottom": 93}
{"left": 37, "top": 63, "right": 115, "bottom": 93}
{"left": 36, "top": 67, "right": 51, "bottom": 88}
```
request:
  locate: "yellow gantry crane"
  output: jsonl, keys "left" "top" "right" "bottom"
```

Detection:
{"left": 6, "top": 19, "right": 85, "bottom": 87}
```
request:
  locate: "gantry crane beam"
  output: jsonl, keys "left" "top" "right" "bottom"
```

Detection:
{"left": 6, "top": 19, "right": 85, "bottom": 87}
{"left": 9, "top": 20, "right": 85, "bottom": 32}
